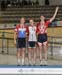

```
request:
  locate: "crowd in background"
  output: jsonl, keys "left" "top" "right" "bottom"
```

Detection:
{"left": 1, "top": 0, "right": 50, "bottom": 10}
{"left": 1, "top": 0, "right": 39, "bottom": 10}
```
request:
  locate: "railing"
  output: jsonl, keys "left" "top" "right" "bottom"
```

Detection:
{"left": 0, "top": 32, "right": 14, "bottom": 54}
{"left": 48, "top": 36, "right": 62, "bottom": 59}
{"left": 0, "top": 32, "right": 62, "bottom": 59}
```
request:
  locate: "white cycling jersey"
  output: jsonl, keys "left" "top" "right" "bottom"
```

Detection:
{"left": 28, "top": 26, "right": 37, "bottom": 42}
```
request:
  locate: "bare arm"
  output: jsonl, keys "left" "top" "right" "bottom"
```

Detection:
{"left": 50, "top": 6, "right": 59, "bottom": 22}
{"left": 14, "top": 31, "right": 17, "bottom": 45}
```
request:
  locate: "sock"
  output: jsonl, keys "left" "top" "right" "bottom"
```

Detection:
{"left": 18, "top": 59, "right": 20, "bottom": 65}
{"left": 22, "top": 58, "right": 24, "bottom": 65}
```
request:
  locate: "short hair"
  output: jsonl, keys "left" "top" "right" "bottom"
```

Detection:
{"left": 29, "top": 18, "right": 34, "bottom": 21}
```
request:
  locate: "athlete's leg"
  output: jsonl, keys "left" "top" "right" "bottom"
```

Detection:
{"left": 21, "top": 48, "right": 25, "bottom": 65}
{"left": 28, "top": 42, "right": 33, "bottom": 65}
{"left": 21, "top": 38, "right": 26, "bottom": 65}
{"left": 28, "top": 47, "right": 32, "bottom": 65}
{"left": 33, "top": 47, "right": 36, "bottom": 65}
{"left": 32, "top": 42, "right": 37, "bottom": 65}
{"left": 17, "top": 48, "right": 21, "bottom": 65}
{"left": 38, "top": 43, "right": 43, "bottom": 64}
{"left": 43, "top": 41, "right": 48, "bottom": 65}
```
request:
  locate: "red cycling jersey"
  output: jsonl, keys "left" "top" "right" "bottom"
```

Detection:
{"left": 14, "top": 24, "right": 28, "bottom": 38}
{"left": 37, "top": 20, "right": 50, "bottom": 34}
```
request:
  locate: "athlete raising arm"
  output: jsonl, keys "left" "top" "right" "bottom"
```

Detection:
{"left": 37, "top": 7, "right": 59, "bottom": 65}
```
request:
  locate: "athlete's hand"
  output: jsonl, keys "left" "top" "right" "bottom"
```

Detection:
{"left": 37, "top": 31, "right": 40, "bottom": 35}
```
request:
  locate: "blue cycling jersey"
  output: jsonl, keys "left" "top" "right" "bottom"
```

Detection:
{"left": 18, "top": 28, "right": 26, "bottom": 38}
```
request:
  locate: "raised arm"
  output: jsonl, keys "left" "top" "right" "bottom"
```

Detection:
{"left": 50, "top": 6, "right": 59, "bottom": 22}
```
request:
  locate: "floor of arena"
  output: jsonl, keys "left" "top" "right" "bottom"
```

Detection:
{"left": 0, "top": 46, "right": 62, "bottom": 66}
{"left": 0, "top": 54, "right": 62, "bottom": 65}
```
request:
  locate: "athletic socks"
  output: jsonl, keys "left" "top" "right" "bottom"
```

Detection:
{"left": 17, "top": 58, "right": 25, "bottom": 66}
{"left": 40, "top": 59, "right": 47, "bottom": 66}
{"left": 22, "top": 59, "right": 24, "bottom": 65}
{"left": 40, "top": 61, "right": 43, "bottom": 65}
{"left": 17, "top": 59, "right": 20, "bottom": 65}
{"left": 44, "top": 60, "right": 47, "bottom": 65}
